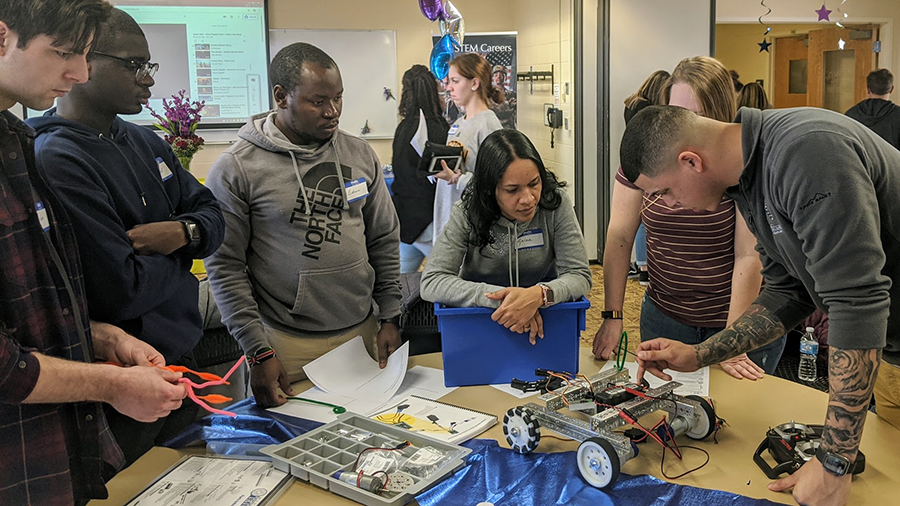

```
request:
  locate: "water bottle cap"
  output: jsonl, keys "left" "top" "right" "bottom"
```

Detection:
{"left": 805, "top": 327, "right": 815, "bottom": 333}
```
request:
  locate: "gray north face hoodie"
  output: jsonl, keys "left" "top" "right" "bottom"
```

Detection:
{"left": 205, "top": 112, "right": 401, "bottom": 355}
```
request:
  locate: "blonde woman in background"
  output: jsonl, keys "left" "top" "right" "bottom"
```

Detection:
{"left": 432, "top": 53, "right": 504, "bottom": 241}
{"left": 593, "top": 56, "right": 786, "bottom": 378}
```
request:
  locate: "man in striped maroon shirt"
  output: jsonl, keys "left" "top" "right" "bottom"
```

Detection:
{"left": 0, "top": 2, "right": 187, "bottom": 505}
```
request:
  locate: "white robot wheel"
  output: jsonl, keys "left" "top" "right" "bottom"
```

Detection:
{"left": 577, "top": 437, "right": 620, "bottom": 489}
{"left": 684, "top": 395, "right": 717, "bottom": 440}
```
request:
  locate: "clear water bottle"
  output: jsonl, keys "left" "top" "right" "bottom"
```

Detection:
{"left": 798, "top": 326, "right": 818, "bottom": 382}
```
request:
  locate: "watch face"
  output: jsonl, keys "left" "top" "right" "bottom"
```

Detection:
{"left": 822, "top": 453, "right": 851, "bottom": 476}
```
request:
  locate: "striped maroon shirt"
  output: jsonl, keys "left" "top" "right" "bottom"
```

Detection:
{"left": 617, "top": 168, "right": 734, "bottom": 327}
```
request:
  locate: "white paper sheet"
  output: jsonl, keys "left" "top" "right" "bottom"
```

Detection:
{"left": 599, "top": 360, "right": 710, "bottom": 397}
{"left": 302, "top": 336, "right": 409, "bottom": 405}
{"left": 125, "top": 456, "right": 287, "bottom": 505}
{"left": 268, "top": 366, "right": 456, "bottom": 424}
{"left": 490, "top": 383, "right": 540, "bottom": 399}
{"left": 410, "top": 109, "right": 428, "bottom": 156}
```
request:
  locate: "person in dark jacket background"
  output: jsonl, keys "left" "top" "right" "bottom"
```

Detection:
{"left": 391, "top": 64, "right": 449, "bottom": 273}
{"left": 846, "top": 68, "right": 900, "bottom": 150}
{"left": 28, "top": 8, "right": 225, "bottom": 469}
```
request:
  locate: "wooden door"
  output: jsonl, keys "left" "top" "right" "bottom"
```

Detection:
{"left": 773, "top": 35, "right": 810, "bottom": 108}
{"left": 807, "top": 25, "right": 878, "bottom": 112}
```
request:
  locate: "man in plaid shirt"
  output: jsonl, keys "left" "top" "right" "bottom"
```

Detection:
{"left": 0, "top": 2, "right": 188, "bottom": 505}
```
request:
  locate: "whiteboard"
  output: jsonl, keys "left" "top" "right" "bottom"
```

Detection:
{"left": 269, "top": 29, "right": 399, "bottom": 140}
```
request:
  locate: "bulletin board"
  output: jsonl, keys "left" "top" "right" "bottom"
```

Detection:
{"left": 269, "top": 29, "right": 399, "bottom": 139}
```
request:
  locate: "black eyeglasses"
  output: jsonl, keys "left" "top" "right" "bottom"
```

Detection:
{"left": 92, "top": 51, "right": 159, "bottom": 80}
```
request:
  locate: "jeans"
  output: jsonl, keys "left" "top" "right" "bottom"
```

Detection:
{"left": 639, "top": 293, "right": 786, "bottom": 374}
{"left": 400, "top": 222, "right": 434, "bottom": 273}
{"left": 635, "top": 222, "right": 647, "bottom": 267}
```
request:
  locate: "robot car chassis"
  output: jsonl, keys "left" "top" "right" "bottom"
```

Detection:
{"left": 502, "top": 367, "right": 719, "bottom": 488}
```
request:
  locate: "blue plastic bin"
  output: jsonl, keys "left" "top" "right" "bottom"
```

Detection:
{"left": 435, "top": 297, "right": 590, "bottom": 387}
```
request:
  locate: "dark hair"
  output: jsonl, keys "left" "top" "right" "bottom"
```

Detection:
{"left": 462, "top": 129, "right": 566, "bottom": 250}
{"left": 625, "top": 70, "right": 670, "bottom": 109}
{"left": 867, "top": 68, "right": 894, "bottom": 96}
{"left": 620, "top": 105, "right": 696, "bottom": 183}
{"left": 2, "top": 0, "right": 111, "bottom": 54}
{"left": 91, "top": 8, "right": 144, "bottom": 54}
{"left": 449, "top": 53, "right": 504, "bottom": 106}
{"left": 399, "top": 64, "right": 443, "bottom": 121}
{"left": 730, "top": 69, "right": 744, "bottom": 92}
{"left": 737, "top": 82, "right": 772, "bottom": 110}
{"left": 270, "top": 42, "right": 338, "bottom": 93}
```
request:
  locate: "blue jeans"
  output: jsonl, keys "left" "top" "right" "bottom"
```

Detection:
{"left": 635, "top": 222, "right": 647, "bottom": 267}
{"left": 400, "top": 222, "right": 434, "bottom": 273}
{"left": 639, "top": 293, "right": 786, "bottom": 374}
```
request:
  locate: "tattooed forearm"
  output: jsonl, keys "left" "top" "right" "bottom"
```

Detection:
{"left": 694, "top": 303, "right": 786, "bottom": 368}
{"left": 821, "top": 347, "right": 881, "bottom": 459}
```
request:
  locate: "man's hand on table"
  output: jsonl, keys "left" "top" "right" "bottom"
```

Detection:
{"left": 377, "top": 322, "right": 401, "bottom": 368}
{"left": 718, "top": 353, "right": 765, "bottom": 380}
{"left": 768, "top": 456, "right": 851, "bottom": 506}
{"left": 250, "top": 357, "right": 294, "bottom": 408}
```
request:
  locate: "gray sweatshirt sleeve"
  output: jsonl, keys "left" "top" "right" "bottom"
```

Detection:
{"left": 761, "top": 131, "right": 890, "bottom": 351}
{"left": 203, "top": 151, "right": 271, "bottom": 355}
{"left": 362, "top": 149, "right": 402, "bottom": 319}
{"left": 420, "top": 203, "right": 506, "bottom": 307}
{"left": 543, "top": 193, "right": 592, "bottom": 303}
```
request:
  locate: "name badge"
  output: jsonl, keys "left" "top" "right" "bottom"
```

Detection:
{"left": 35, "top": 201, "right": 51, "bottom": 232}
{"left": 345, "top": 178, "right": 369, "bottom": 203}
{"left": 157, "top": 157, "right": 173, "bottom": 181}
{"left": 448, "top": 124, "right": 460, "bottom": 137}
{"left": 517, "top": 228, "right": 544, "bottom": 250}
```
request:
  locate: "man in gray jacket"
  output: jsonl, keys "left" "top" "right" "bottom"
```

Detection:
{"left": 205, "top": 43, "right": 401, "bottom": 408}
{"left": 619, "top": 105, "right": 900, "bottom": 506}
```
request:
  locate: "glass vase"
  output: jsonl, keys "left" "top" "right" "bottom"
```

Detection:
{"left": 177, "top": 155, "right": 193, "bottom": 172}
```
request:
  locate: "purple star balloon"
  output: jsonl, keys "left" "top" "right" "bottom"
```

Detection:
{"left": 816, "top": 4, "right": 832, "bottom": 21}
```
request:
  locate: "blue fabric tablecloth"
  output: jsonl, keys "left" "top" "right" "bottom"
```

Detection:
{"left": 166, "top": 399, "right": 778, "bottom": 506}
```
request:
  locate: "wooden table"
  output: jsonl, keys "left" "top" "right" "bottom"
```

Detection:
{"left": 89, "top": 348, "right": 900, "bottom": 505}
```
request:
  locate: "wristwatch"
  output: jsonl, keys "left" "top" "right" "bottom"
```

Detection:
{"left": 380, "top": 315, "right": 401, "bottom": 327}
{"left": 180, "top": 220, "right": 201, "bottom": 246}
{"left": 601, "top": 310, "right": 624, "bottom": 320}
{"left": 815, "top": 448, "right": 857, "bottom": 477}
{"left": 539, "top": 284, "right": 554, "bottom": 307}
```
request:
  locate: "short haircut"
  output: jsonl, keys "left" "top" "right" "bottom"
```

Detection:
{"left": 91, "top": 8, "right": 144, "bottom": 54}
{"left": 270, "top": 42, "right": 337, "bottom": 93}
{"left": 867, "top": 69, "right": 893, "bottom": 96}
{"left": 620, "top": 105, "right": 696, "bottom": 182}
{"left": 2, "top": 0, "right": 111, "bottom": 54}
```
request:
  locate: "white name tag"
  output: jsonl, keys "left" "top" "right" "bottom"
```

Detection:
{"left": 517, "top": 228, "right": 544, "bottom": 250}
{"left": 345, "top": 178, "right": 369, "bottom": 203}
{"left": 448, "top": 124, "right": 460, "bottom": 137}
{"left": 35, "top": 201, "right": 50, "bottom": 232}
{"left": 157, "top": 157, "right": 173, "bottom": 181}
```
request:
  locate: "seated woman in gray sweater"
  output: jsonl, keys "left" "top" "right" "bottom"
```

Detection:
{"left": 421, "top": 129, "right": 592, "bottom": 344}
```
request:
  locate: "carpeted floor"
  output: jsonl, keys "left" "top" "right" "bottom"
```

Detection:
{"left": 580, "top": 264, "right": 644, "bottom": 353}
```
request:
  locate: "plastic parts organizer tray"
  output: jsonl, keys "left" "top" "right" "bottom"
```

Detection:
{"left": 261, "top": 413, "right": 472, "bottom": 506}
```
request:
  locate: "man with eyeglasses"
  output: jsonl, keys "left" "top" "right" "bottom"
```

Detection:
{"left": 27, "top": 8, "right": 225, "bottom": 470}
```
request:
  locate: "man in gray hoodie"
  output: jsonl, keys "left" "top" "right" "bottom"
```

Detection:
{"left": 620, "top": 105, "right": 900, "bottom": 506}
{"left": 205, "top": 43, "right": 402, "bottom": 408}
